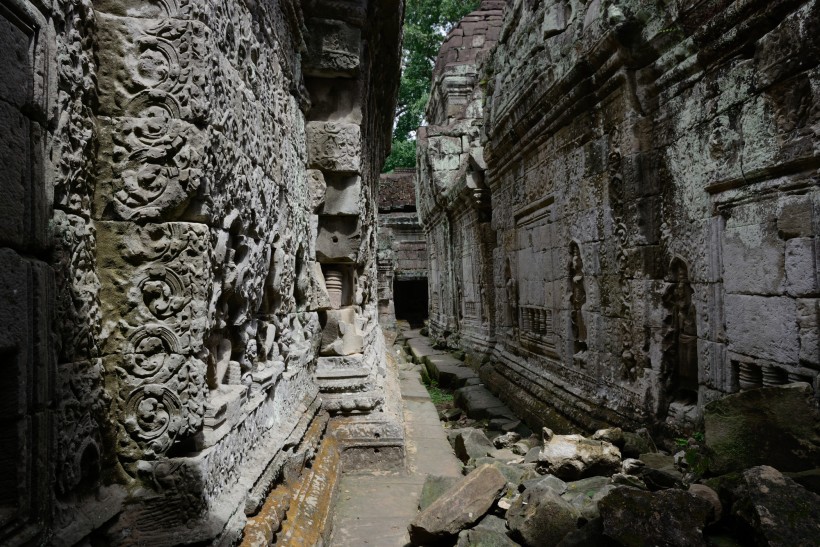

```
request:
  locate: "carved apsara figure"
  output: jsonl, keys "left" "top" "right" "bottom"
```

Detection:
{"left": 663, "top": 259, "right": 699, "bottom": 405}
{"left": 569, "top": 243, "right": 588, "bottom": 356}
{"left": 504, "top": 259, "right": 518, "bottom": 329}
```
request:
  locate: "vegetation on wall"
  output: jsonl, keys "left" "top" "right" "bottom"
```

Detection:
{"left": 383, "top": 0, "right": 480, "bottom": 172}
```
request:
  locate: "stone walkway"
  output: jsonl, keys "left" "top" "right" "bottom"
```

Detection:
{"left": 328, "top": 338, "right": 462, "bottom": 546}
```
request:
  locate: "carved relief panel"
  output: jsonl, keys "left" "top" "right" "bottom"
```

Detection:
{"left": 97, "top": 222, "right": 209, "bottom": 465}
{"left": 94, "top": 14, "right": 209, "bottom": 222}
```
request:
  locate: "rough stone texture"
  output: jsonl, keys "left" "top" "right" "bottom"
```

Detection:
{"left": 454, "top": 428, "right": 496, "bottom": 463}
{"left": 561, "top": 476, "right": 616, "bottom": 521}
{"left": 457, "top": 515, "right": 518, "bottom": 547}
{"left": 727, "top": 465, "right": 820, "bottom": 546}
{"left": 409, "top": 464, "right": 508, "bottom": 545}
{"left": 704, "top": 382, "right": 820, "bottom": 474}
{"left": 455, "top": 384, "right": 518, "bottom": 421}
{"left": 507, "top": 478, "right": 579, "bottom": 547}
{"left": 599, "top": 487, "right": 713, "bottom": 547}
{"left": 377, "top": 169, "right": 429, "bottom": 331}
{"left": 687, "top": 484, "right": 722, "bottom": 524}
{"left": 417, "top": 0, "right": 820, "bottom": 436}
{"left": 538, "top": 429, "right": 622, "bottom": 480}
{"left": 0, "top": 0, "right": 404, "bottom": 544}
{"left": 419, "top": 475, "right": 461, "bottom": 511}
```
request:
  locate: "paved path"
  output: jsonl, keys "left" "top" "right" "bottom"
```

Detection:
{"left": 328, "top": 344, "right": 462, "bottom": 546}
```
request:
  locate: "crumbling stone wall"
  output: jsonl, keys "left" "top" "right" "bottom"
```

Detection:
{"left": 377, "top": 169, "right": 428, "bottom": 330}
{"left": 417, "top": 0, "right": 505, "bottom": 349}
{"left": 0, "top": 0, "right": 402, "bottom": 544}
{"left": 418, "top": 0, "right": 819, "bottom": 435}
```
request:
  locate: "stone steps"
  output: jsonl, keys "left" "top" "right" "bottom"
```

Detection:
{"left": 454, "top": 384, "right": 518, "bottom": 422}
{"left": 423, "top": 354, "right": 480, "bottom": 388}
{"left": 327, "top": 336, "right": 462, "bottom": 547}
{"left": 406, "top": 337, "right": 448, "bottom": 363}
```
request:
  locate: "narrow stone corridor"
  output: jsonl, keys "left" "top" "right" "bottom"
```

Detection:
{"left": 329, "top": 330, "right": 461, "bottom": 545}
{"left": 2, "top": 0, "right": 819, "bottom": 545}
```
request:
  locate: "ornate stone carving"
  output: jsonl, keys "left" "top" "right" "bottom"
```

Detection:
{"left": 504, "top": 258, "right": 518, "bottom": 331}
{"left": 53, "top": 211, "right": 102, "bottom": 362}
{"left": 97, "top": 222, "right": 210, "bottom": 355}
{"left": 96, "top": 15, "right": 208, "bottom": 122}
{"left": 662, "top": 259, "right": 699, "bottom": 421}
{"left": 306, "top": 122, "right": 362, "bottom": 173}
{"left": 569, "top": 243, "right": 587, "bottom": 359}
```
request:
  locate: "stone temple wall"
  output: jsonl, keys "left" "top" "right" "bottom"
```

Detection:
{"left": 377, "top": 169, "right": 428, "bottom": 330}
{"left": 417, "top": 0, "right": 819, "bottom": 435}
{"left": 417, "top": 0, "right": 506, "bottom": 350}
{"left": 0, "top": 0, "right": 402, "bottom": 544}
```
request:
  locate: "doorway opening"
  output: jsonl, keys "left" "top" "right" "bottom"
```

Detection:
{"left": 394, "top": 278, "right": 428, "bottom": 328}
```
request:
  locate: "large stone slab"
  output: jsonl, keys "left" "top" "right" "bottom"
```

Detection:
{"left": 426, "top": 355, "right": 478, "bottom": 388}
{"left": 419, "top": 475, "right": 460, "bottom": 511}
{"left": 408, "top": 464, "right": 507, "bottom": 545}
{"left": 705, "top": 383, "right": 820, "bottom": 474}
{"left": 406, "top": 337, "right": 448, "bottom": 362}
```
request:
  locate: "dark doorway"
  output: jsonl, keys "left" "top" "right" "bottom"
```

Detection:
{"left": 394, "top": 278, "right": 428, "bottom": 328}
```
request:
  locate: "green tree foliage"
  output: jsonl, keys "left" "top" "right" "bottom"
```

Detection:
{"left": 383, "top": 0, "right": 480, "bottom": 172}
{"left": 383, "top": 139, "right": 418, "bottom": 173}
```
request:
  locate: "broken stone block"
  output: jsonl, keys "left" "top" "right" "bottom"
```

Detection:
{"left": 440, "top": 407, "right": 462, "bottom": 421}
{"left": 621, "top": 430, "right": 656, "bottom": 459}
{"left": 454, "top": 428, "right": 494, "bottom": 463}
{"left": 556, "top": 518, "right": 610, "bottom": 547}
{"left": 456, "top": 514, "right": 518, "bottom": 547}
{"left": 419, "top": 474, "right": 461, "bottom": 511}
{"left": 320, "top": 308, "right": 364, "bottom": 356}
{"left": 427, "top": 357, "right": 478, "bottom": 388}
{"left": 409, "top": 464, "right": 507, "bottom": 545}
{"left": 687, "top": 484, "right": 721, "bottom": 524}
{"left": 562, "top": 476, "right": 616, "bottom": 521}
{"left": 591, "top": 427, "right": 624, "bottom": 448}
{"left": 704, "top": 383, "right": 820, "bottom": 474}
{"left": 507, "top": 477, "right": 579, "bottom": 547}
{"left": 538, "top": 428, "right": 622, "bottom": 480}
{"left": 728, "top": 466, "right": 820, "bottom": 545}
{"left": 493, "top": 431, "right": 521, "bottom": 449}
{"left": 474, "top": 457, "right": 535, "bottom": 486}
{"left": 599, "top": 488, "right": 713, "bottom": 547}
{"left": 519, "top": 474, "right": 568, "bottom": 495}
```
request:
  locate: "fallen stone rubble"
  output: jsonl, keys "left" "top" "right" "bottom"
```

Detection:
{"left": 403, "top": 333, "right": 820, "bottom": 546}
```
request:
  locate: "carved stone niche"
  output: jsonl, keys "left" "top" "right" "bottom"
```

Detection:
{"left": 662, "top": 258, "right": 699, "bottom": 426}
